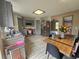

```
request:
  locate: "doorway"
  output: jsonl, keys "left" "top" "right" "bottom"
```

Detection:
{"left": 35, "top": 20, "right": 41, "bottom": 35}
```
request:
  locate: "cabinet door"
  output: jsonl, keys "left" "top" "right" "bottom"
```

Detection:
{"left": 0, "top": 1, "right": 13, "bottom": 27}
{"left": 5, "top": 1, "right": 13, "bottom": 27}
{"left": 0, "top": 0, "right": 5, "bottom": 26}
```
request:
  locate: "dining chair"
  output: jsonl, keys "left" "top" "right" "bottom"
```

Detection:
{"left": 46, "top": 43, "right": 63, "bottom": 59}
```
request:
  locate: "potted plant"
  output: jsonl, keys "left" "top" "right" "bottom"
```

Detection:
{"left": 59, "top": 25, "right": 69, "bottom": 38}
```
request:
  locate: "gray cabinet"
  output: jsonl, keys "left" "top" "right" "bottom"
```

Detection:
{"left": 5, "top": 1, "right": 13, "bottom": 27}
{"left": 0, "top": 0, "right": 5, "bottom": 26}
{"left": 0, "top": 0, "right": 13, "bottom": 27}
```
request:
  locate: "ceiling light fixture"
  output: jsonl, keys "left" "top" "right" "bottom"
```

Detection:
{"left": 33, "top": 9, "right": 45, "bottom": 15}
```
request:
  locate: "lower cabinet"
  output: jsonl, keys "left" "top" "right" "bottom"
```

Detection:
{"left": 5, "top": 46, "right": 26, "bottom": 59}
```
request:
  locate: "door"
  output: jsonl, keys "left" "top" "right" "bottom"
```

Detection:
{"left": 36, "top": 20, "right": 41, "bottom": 35}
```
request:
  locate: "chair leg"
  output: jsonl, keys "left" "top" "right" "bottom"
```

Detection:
{"left": 59, "top": 53, "right": 64, "bottom": 59}
{"left": 47, "top": 54, "right": 49, "bottom": 59}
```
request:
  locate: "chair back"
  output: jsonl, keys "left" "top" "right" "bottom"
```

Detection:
{"left": 47, "top": 43, "right": 60, "bottom": 59}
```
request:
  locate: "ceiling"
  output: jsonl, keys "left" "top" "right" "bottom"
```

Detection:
{"left": 9, "top": 0, "right": 79, "bottom": 18}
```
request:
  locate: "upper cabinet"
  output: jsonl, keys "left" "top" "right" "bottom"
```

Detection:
{"left": 0, "top": 0, "right": 5, "bottom": 26}
{"left": 5, "top": 1, "right": 14, "bottom": 27}
{"left": 0, "top": 0, "right": 13, "bottom": 27}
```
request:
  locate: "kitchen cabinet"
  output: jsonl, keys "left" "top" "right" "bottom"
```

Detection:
{"left": 0, "top": 0, "right": 5, "bottom": 26}
{"left": 0, "top": 0, "right": 13, "bottom": 27}
{"left": 5, "top": 1, "right": 14, "bottom": 27}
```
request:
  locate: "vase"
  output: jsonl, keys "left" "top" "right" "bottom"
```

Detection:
{"left": 60, "top": 32, "right": 64, "bottom": 38}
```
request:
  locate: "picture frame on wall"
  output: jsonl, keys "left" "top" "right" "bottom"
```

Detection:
{"left": 63, "top": 15, "right": 73, "bottom": 34}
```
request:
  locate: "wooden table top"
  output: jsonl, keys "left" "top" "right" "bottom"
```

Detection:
{"left": 44, "top": 37, "right": 75, "bottom": 57}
